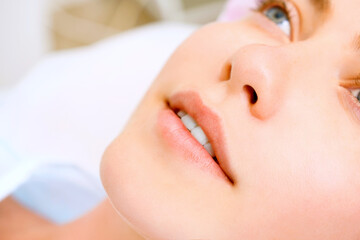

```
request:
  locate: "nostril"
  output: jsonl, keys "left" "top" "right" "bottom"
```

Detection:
{"left": 243, "top": 85, "right": 258, "bottom": 104}
{"left": 219, "top": 62, "right": 232, "bottom": 81}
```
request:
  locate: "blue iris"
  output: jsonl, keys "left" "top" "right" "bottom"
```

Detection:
{"left": 265, "top": 7, "right": 289, "bottom": 25}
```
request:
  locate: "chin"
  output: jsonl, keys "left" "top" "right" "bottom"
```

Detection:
{"left": 98, "top": 92, "right": 235, "bottom": 239}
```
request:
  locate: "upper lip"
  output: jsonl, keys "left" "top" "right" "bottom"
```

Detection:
{"left": 168, "top": 90, "right": 235, "bottom": 184}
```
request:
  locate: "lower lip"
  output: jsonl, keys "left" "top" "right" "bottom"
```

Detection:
{"left": 157, "top": 107, "right": 229, "bottom": 181}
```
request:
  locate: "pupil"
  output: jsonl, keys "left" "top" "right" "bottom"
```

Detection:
{"left": 357, "top": 91, "right": 360, "bottom": 101}
{"left": 266, "top": 7, "right": 286, "bottom": 23}
{"left": 274, "top": 11, "right": 284, "bottom": 19}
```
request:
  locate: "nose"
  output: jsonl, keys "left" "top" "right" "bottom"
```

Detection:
{"left": 226, "top": 44, "right": 291, "bottom": 120}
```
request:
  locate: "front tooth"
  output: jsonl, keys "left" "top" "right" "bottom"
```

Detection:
{"left": 181, "top": 114, "right": 197, "bottom": 131}
{"left": 204, "top": 142, "right": 215, "bottom": 157}
{"left": 177, "top": 111, "right": 186, "bottom": 118}
{"left": 191, "top": 126, "right": 208, "bottom": 145}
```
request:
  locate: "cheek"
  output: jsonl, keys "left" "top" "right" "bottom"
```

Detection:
{"left": 252, "top": 146, "right": 360, "bottom": 238}
{"left": 226, "top": 102, "right": 360, "bottom": 238}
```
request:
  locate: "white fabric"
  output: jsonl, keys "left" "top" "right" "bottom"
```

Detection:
{"left": 0, "top": 22, "right": 197, "bottom": 222}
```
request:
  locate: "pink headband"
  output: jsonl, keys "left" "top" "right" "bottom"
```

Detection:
{"left": 218, "top": 0, "right": 256, "bottom": 22}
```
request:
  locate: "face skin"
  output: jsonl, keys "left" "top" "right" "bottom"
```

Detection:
{"left": 100, "top": 0, "right": 360, "bottom": 239}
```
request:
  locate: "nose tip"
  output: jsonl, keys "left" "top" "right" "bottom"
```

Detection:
{"left": 225, "top": 44, "right": 288, "bottom": 120}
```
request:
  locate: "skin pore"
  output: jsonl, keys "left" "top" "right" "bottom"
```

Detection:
{"left": 2, "top": 0, "right": 360, "bottom": 239}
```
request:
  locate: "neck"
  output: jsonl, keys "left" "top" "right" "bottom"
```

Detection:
{"left": 53, "top": 199, "right": 144, "bottom": 240}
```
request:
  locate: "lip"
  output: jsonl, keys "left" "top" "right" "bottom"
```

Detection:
{"left": 157, "top": 90, "right": 234, "bottom": 184}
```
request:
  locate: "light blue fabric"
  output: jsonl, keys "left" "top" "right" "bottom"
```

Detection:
{"left": 0, "top": 140, "right": 41, "bottom": 201}
{"left": 0, "top": 141, "right": 105, "bottom": 224}
{"left": 12, "top": 163, "right": 106, "bottom": 224}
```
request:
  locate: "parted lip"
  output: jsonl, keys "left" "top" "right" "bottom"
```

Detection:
{"left": 168, "top": 90, "right": 235, "bottom": 184}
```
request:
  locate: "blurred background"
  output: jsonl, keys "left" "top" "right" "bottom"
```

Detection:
{"left": 0, "top": 0, "right": 227, "bottom": 88}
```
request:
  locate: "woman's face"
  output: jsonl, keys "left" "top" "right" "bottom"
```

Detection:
{"left": 101, "top": 0, "right": 360, "bottom": 239}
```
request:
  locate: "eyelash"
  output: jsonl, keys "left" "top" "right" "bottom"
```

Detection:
{"left": 340, "top": 77, "right": 360, "bottom": 91}
{"left": 340, "top": 78, "right": 360, "bottom": 104}
{"left": 253, "top": 0, "right": 297, "bottom": 39}
{"left": 255, "top": 0, "right": 286, "bottom": 11}
{"left": 338, "top": 66, "right": 360, "bottom": 122}
{"left": 338, "top": 78, "right": 360, "bottom": 124}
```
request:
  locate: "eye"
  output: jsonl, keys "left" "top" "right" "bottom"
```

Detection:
{"left": 339, "top": 80, "right": 360, "bottom": 122}
{"left": 263, "top": 6, "right": 291, "bottom": 36}
{"left": 254, "top": 0, "right": 298, "bottom": 39}
{"left": 350, "top": 89, "right": 360, "bottom": 102}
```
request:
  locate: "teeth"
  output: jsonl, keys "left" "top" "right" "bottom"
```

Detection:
{"left": 204, "top": 142, "right": 215, "bottom": 157}
{"left": 177, "top": 110, "right": 187, "bottom": 118}
{"left": 178, "top": 111, "right": 216, "bottom": 159}
{"left": 180, "top": 114, "right": 197, "bottom": 131}
{"left": 191, "top": 126, "right": 208, "bottom": 146}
